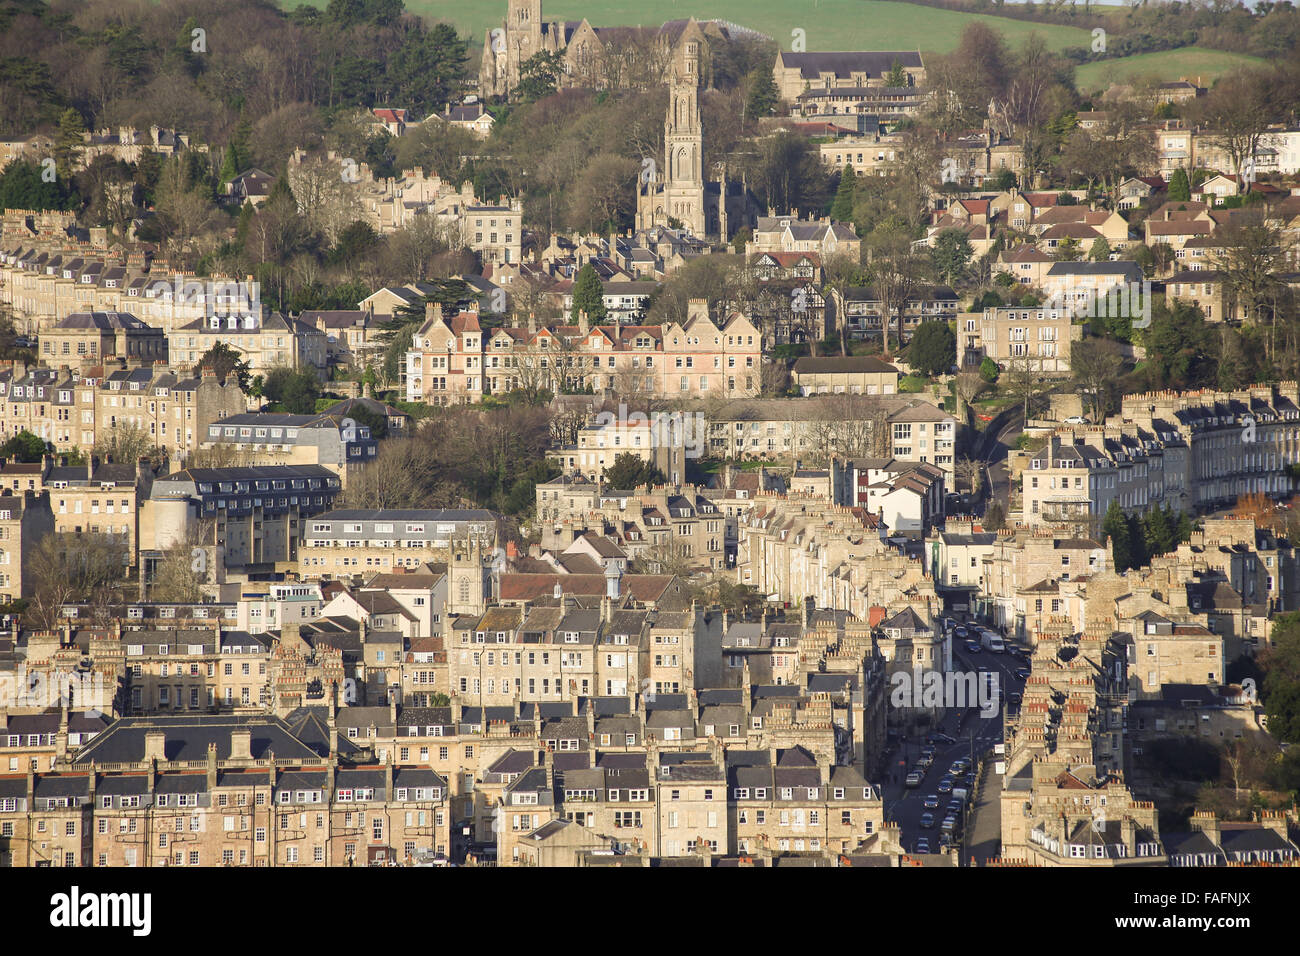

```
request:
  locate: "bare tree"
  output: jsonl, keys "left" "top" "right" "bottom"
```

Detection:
{"left": 955, "top": 456, "right": 984, "bottom": 496}
{"left": 286, "top": 151, "right": 366, "bottom": 244}
{"left": 149, "top": 519, "right": 218, "bottom": 602}
{"left": 567, "top": 153, "right": 639, "bottom": 233}
{"left": 804, "top": 394, "right": 887, "bottom": 463}
{"left": 1211, "top": 210, "right": 1294, "bottom": 362}
{"left": 153, "top": 155, "right": 219, "bottom": 261}
{"left": 865, "top": 223, "right": 932, "bottom": 358}
{"left": 339, "top": 439, "right": 442, "bottom": 509}
{"left": 26, "top": 532, "right": 132, "bottom": 630}
{"left": 953, "top": 371, "right": 990, "bottom": 419}
{"left": 823, "top": 251, "right": 865, "bottom": 356}
{"left": 761, "top": 358, "right": 792, "bottom": 397}
{"left": 631, "top": 535, "right": 696, "bottom": 576}
{"left": 92, "top": 421, "right": 157, "bottom": 465}
{"left": 1192, "top": 69, "right": 1276, "bottom": 180}
{"left": 509, "top": 275, "right": 562, "bottom": 325}
{"left": 1003, "top": 356, "right": 1046, "bottom": 422}
{"left": 1070, "top": 336, "right": 1124, "bottom": 422}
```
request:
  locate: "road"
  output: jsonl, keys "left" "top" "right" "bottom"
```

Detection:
{"left": 881, "top": 623, "right": 1027, "bottom": 860}
{"left": 974, "top": 411, "right": 1022, "bottom": 519}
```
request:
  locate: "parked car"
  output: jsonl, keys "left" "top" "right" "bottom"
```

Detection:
{"left": 905, "top": 771, "right": 924, "bottom": 788}
{"left": 947, "top": 799, "right": 964, "bottom": 815}
{"left": 928, "top": 732, "right": 956, "bottom": 746}
{"left": 1064, "top": 415, "right": 1088, "bottom": 424}
{"left": 915, "top": 838, "right": 931, "bottom": 854}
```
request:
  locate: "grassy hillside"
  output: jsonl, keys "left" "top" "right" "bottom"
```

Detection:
{"left": 1073, "top": 47, "right": 1266, "bottom": 93}
{"left": 327, "top": 0, "right": 1097, "bottom": 54}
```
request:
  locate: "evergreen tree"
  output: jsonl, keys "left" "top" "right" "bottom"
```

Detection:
{"left": 54, "top": 108, "right": 86, "bottom": 179}
{"left": 907, "top": 320, "right": 956, "bottom": 377}
{"left": 931, "top": 229, "right": 973, "bottom": 286}
{"left": 745, "top": 67, "right": 779, "bottom": 124}
{"left": 1127, "top": 512, "right": 1148, "bottom": 569}
{"left": 1143, "top": 504, "right": 1173, "bottom": 558}
{"left": 193, "top": 343, "right": 252, "bottom": 392}
{"left": 219, "top": 147, "right": 239, "bottom": 184}
{"left": 0, "top": 158, "right": 76, "bottom": 211}
{"left": 1088, "top": 237, "right": 1111, "bottom": 261}
{"left": 0, "top": 430, "right": 48, "bottom": 462}
{"left": 1053, "top": 236, "right": 1082, "bottom": 262}
{"left": 570, "top": 264, "right": 607, "bottom": 323}
{"left": 831, "top": 166, "right": 856, "bottom": 222}
{"left": 513, "top": 51, "right": 565, "bottom": 104}
{"left": 1168, "top": 167, "right": 1191, "bottom": 202}
{"left": 731, "top": 226, "right": 752, "bottom": 255}
{"left": 886, "top": 58, "right": 907, "bottom": 87}
{"left": 1102, "top": 500, "right": 1131, "bottom": 571}
{"left": 603, "top": 452, "right": 665, "bottom": 489}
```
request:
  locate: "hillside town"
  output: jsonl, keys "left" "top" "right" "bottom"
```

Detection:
{"left": 0, "top": 0, "right": 1298, "bottom": 891}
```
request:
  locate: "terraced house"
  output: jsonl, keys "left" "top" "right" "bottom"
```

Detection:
{"left": 0, "top": 715, "right": 450, "bottom": 867}
{"left": 406, "top": 299, "right": 762, "bottom": 404}
{"left": 298, "top": 510, "right": 500, "bottom": 578}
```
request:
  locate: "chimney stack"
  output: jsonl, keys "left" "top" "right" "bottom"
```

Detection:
{"left": 144, "top": 731, "right": 167, "bottom": 763}
{"left": 230, "top": 728, "right": 253, "bottom": 761}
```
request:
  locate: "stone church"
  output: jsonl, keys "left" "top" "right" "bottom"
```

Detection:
{"left": 479, "top": 0, "right": 745, "bottom": 101}
{"left": 634, "top": 26, "right": 757, "bottom": 242}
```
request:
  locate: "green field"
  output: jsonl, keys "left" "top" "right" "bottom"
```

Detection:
{"left": 1073, "top": 47, "right": 1265, "bottom": 92}
{"left": 321, "top": 0, "right": 1098, "bottom": 54}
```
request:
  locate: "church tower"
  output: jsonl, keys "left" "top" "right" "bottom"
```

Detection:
{"left": 448, "top": 539, "right": 490, "bottom": 616}
{"left": 661, "top": 29, "right": 706, "bottom": 237}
